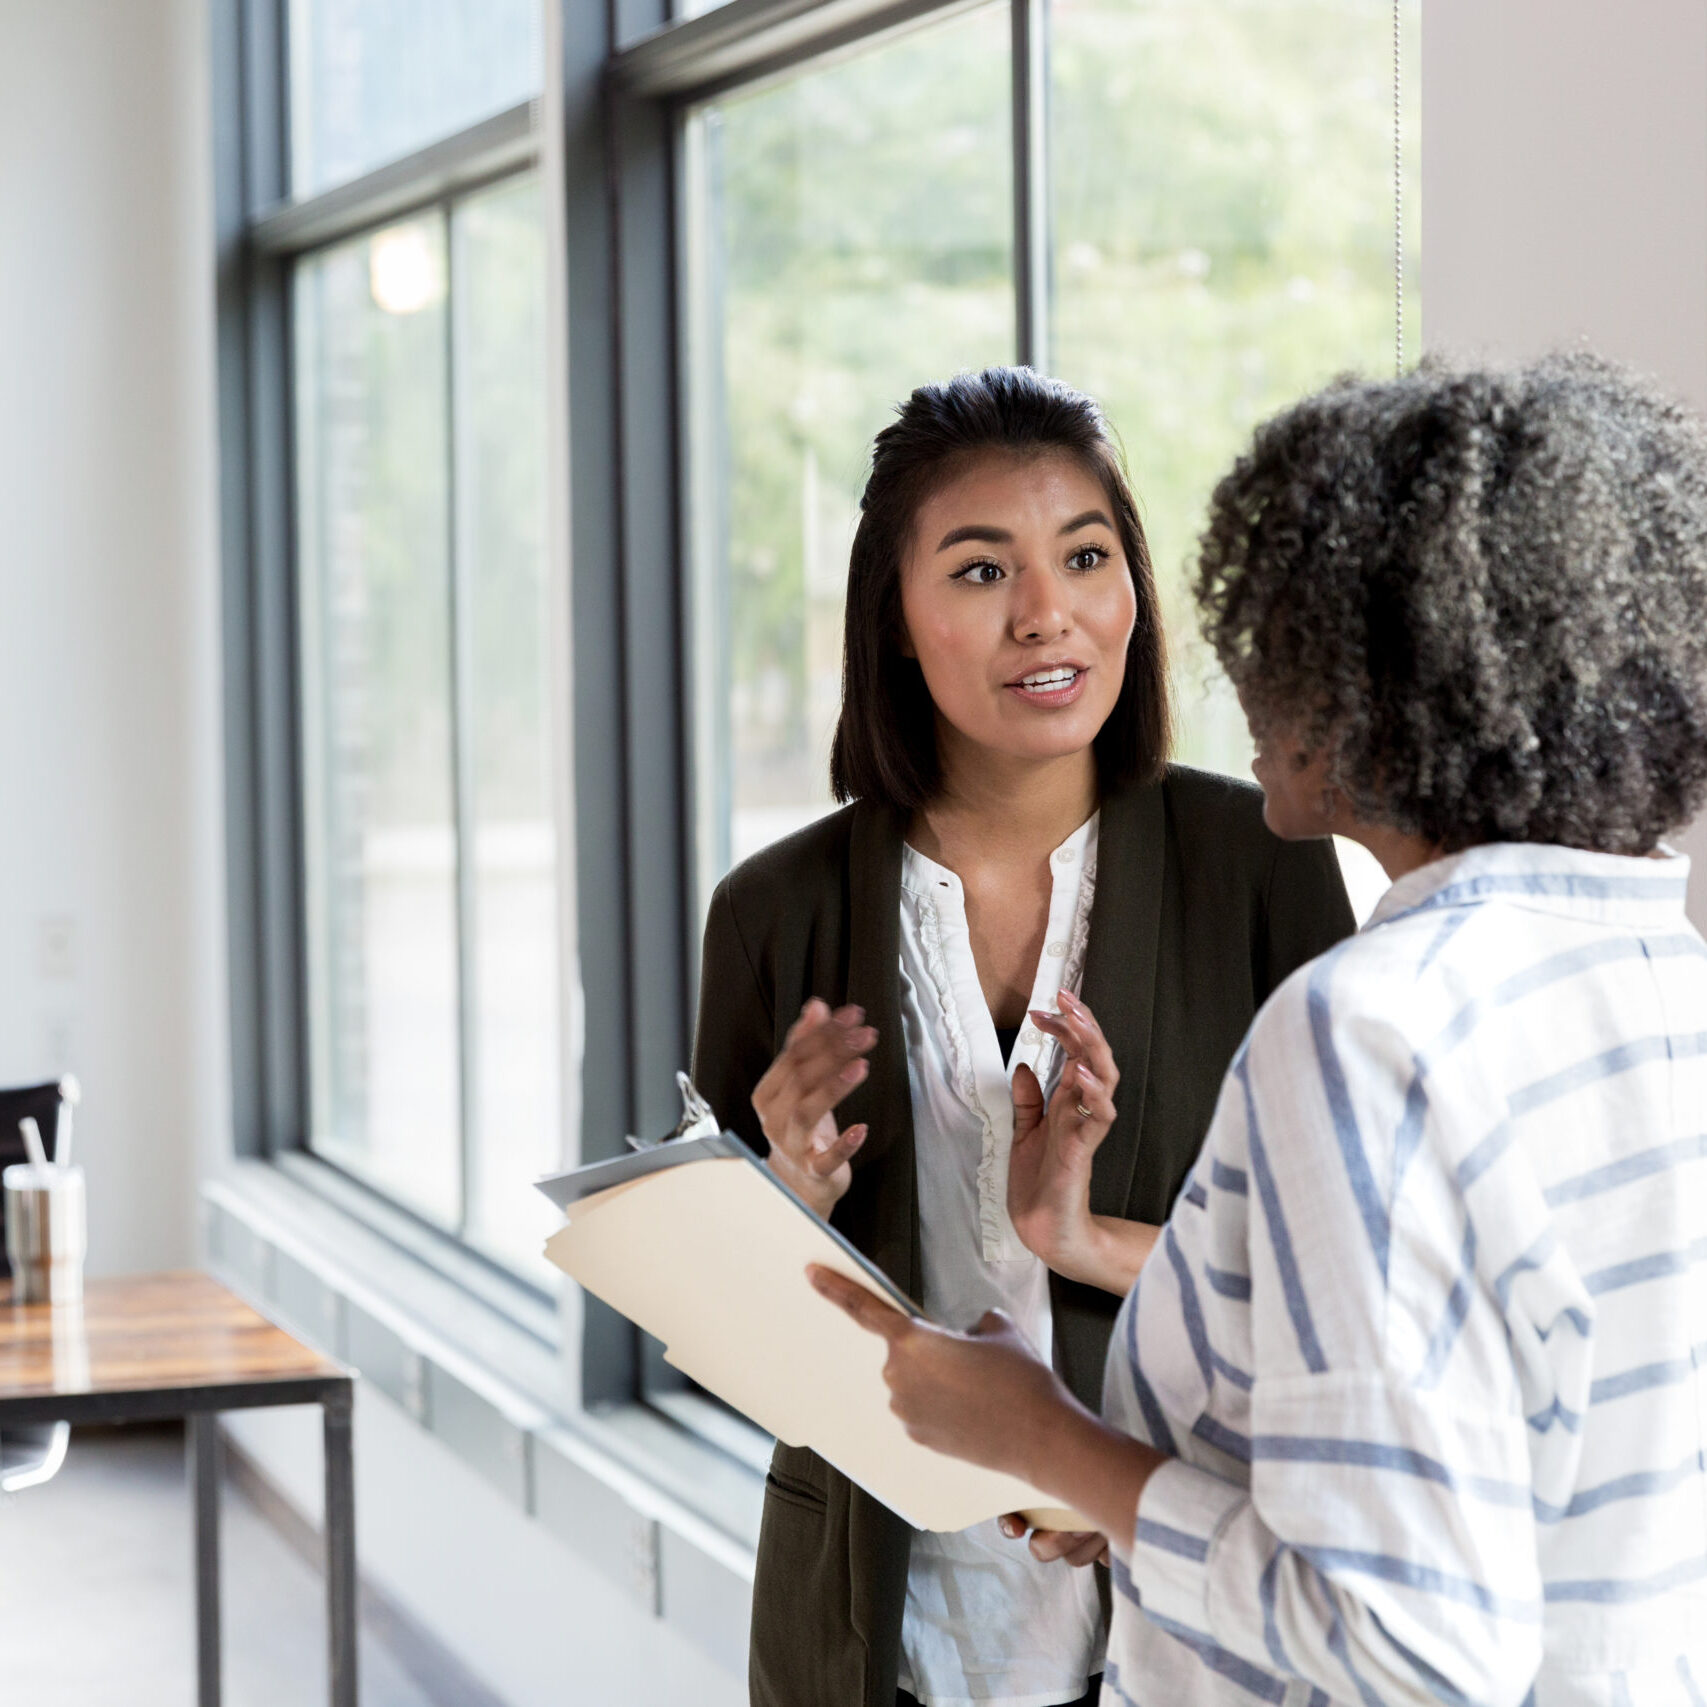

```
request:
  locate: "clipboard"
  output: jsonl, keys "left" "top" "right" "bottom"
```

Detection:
{"left": 535, "top": 1091, "right": 1086, "bottom": 1534}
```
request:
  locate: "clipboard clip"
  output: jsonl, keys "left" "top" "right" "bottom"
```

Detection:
{"left": 625, "top": 1072, "right": 722, "bottom": 1152}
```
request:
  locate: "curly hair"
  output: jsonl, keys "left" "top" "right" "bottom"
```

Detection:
{"left": 1196, "top": 352, "right": 1707, "bottom": 854}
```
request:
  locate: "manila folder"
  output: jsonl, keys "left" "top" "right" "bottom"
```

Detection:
{"left": 538, "top": 1135, "right": 1085, "bottom": 1534}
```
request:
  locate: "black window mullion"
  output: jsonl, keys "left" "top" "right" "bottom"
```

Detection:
{"left": 216, "top": 0, "right": 308, "bottom": 1162}
{"left": 1011, "top": 0, "right": 1050, "bottom": 370}
{"left": 612, "top": 85, "right": 693, "bottom": 1152}
{"left": 555, "top": 0, "right": 642, "bottom": 1403}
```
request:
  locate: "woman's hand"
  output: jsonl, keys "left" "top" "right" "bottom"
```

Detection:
{"left": 805, "top": 1266, "right": 1065, "bottom": 1478}
{"left": 808, "top": 1263, "right": 1169, "bottom": 1545}
{"left": 997, "top": 1514, "right": 1108, "bottom": 1567}
{"left": 1007, "top": 990, "right": 1159, "bottom": 1294}
{"left": 751, "top": 999, "right": 875, "bottom": 1220}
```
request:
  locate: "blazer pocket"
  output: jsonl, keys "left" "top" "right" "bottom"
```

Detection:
{"left": 764, "top": 1465, "right": 828, "bottom": 1515}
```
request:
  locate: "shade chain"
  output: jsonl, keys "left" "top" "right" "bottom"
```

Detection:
{"left": 1394, "top": 0, "right": 1404, "bottom": 375}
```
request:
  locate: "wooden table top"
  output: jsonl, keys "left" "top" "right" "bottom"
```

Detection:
{"left": 0, "top": 1269, "right": 347, "bottom": 1422}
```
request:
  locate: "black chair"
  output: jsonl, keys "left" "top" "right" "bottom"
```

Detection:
{"left": 0, "top": 1078, "right": 78, "bottom": 1494}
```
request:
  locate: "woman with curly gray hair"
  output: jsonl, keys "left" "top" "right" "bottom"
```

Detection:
{"left": 814, "top": 353, "right": 1707, "bottom": 1707}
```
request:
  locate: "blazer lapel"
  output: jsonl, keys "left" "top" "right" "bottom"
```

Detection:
{"left": 1080, "top": 776, "right": 1165, "bottom": 1219}
{"left": 837, "top": 800, "right": 920, "bottom": 1299}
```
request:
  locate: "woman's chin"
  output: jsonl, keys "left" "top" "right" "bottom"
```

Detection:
{"left": 982, "top": 701, "right": 1117, "bottom": 762}
{"left": 980, "top": 728, "right": 1102, "bottom": 768}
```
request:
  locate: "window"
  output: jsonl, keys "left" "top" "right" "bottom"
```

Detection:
{"left": 1052, "top": 0, "right": 1422, "bottom": 778}
{"left": 686, "top": 4, "right": 1015, "bottom": 899}
{"left": 683, "top": 0, "right": 1420, "bottom": 901}
{"left": 218, "top": 0, "right": 1417, "bottom": 1420}
{"left": 295, "top": 177, "right": 560, "bottom": 1271}
{"left": 288, "top": 0, "right": 542, "bottom": 194}
{"left": 221, "top": 0, "right": 561, "bottom": 1287}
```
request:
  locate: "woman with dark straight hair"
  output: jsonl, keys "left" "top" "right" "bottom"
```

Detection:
{"left": 691, "top": 365, "right": 1354, "bottom": 1707}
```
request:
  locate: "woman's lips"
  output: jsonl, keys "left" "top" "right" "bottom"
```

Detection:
{"left": 1005, "top": 667, "right": 1088, "bottom": 709}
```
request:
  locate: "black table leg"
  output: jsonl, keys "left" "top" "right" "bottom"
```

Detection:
{"left": 189, "top": 1413, "right": 222, "bottom": 1707}
{"left": 323, "top": 1382, "right": 358, "bottom": 1707}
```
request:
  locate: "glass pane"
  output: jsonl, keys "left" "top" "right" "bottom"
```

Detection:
{"left": 289, "top": 0, "right": 542, "bottom": 196}
{"left": 453, "top": 176, "right": 563, "bottom": 1273}
{"left": 296, "top": 213, "right": 462, "bottom": 1226}
{"left": 1052, "top": 0, "right": 1422, "bottom": 777}
{"left": 687, "top": 6, "right": 1014, "bottom": 902}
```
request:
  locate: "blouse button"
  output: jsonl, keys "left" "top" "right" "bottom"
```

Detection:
{"left": 1046, "top": 940, "right": 1067, "bottom": 957}
{"left": 1054, "top": 847, "right": 1076, "bottom": 865}
{"left": 1021, "top": 1027, "right": 1042, "bottom": 1047}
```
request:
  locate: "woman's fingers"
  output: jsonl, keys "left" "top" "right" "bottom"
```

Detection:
{"left": 806, "top": 1264, "right": 913, "bottom": 1341}
{"left": 806, "top": 1122, "right": 867, "bottom": 1176}
{"left": 1035, "top": 1053, "right": 1115, "bottom": 1154}
{"left": 765, "top": 1012, "right": 874, "bottom": 1108}
{"left": 1066, "top": 1061, "right": 1117, "bottom": 1127}
{"left": 1011, "top": 1062, "right": 1046, "bottom": 1147}
{"left": 780, "top": 996, "right": 832, "bottom": 1049}
{"left": 1031, "top": 990, "right": 1120, "bottom": 1093}
{"left": 1058, "top": 989, "right": 1120, "bottom": 1092}
{"left": 752, "top": 1000, "right": 877, "bottom": 1155}
{"left": 788, "top": 1052, "right": 871, "bottom": 1138}
{"left": 1034, "top": 1531, "right": 1108, "bottom": 1568}
{"left": 997, "top": 1516, "right": 1107, "bottom": 1568}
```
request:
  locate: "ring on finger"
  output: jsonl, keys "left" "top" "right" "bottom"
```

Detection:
{"left": 1074, "top": 1102, "right": 1093, "bottom": 1120}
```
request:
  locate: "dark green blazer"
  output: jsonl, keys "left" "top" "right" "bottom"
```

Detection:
{"left": 691, "top": 764, "right": 1355, "bottom": 1707}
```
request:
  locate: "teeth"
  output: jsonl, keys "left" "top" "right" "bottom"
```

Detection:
{"left": 1020, "top": 667, "right": 1078, "bottom": 688}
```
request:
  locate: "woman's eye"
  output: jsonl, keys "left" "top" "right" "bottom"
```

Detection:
{"left": 1069, "top": 545, "right": 1109, "bottom": 572}
{"left": 954, "top": 560, "right": 1005, "bottom": 585}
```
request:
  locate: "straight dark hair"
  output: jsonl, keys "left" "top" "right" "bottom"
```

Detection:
{"left": 829, "top": 366, "right": 1170, "bottom": 810}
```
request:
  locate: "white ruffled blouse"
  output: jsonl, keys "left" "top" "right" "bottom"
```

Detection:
{"left": 895, "top": 812, "right": 1106, "bottom": 1707}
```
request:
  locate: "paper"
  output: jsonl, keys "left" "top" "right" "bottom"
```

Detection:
{"left": 539, "top": 1137, "right": 1086, "bottom": 1534}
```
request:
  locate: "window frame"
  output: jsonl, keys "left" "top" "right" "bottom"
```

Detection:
{"left": 215, "top": 0, "right": 1410, "bottom": 1427}
{"left": 214, "top": 0, "right": 562, "bottom": 1321}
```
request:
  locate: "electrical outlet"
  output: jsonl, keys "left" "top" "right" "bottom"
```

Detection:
{"left": 39, "top": 1013, "right": 76, "bottom": 1073}
{"left": 35, "top": 916, "right": 76, "bottom": 981}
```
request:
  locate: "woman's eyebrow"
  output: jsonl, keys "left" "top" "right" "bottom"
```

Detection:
{"left": 934, "top": 510, "right": 1113, "bottom": 551}
{"left": 1060, "top": 508, "right": 1114, "bottom": 534}
{"left": 935, "top": 523, "right": 1012, "bottom": 550}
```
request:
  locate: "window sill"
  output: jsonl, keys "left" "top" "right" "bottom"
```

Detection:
{"left": 202, "top": 1159, "right": 761, "bottom": 1664}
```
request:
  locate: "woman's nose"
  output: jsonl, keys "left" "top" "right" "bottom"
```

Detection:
{"left": 1011, "top": 568, "right": 1070, "bottom": 641}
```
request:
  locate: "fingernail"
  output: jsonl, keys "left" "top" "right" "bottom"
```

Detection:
{"left": 1059, "top": 990, "right": 1080, "bottom": 1011}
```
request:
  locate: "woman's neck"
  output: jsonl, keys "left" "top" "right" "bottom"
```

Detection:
{"left": 909, "top": 741, "right": 1099, "bottom": 870}
{"left": 1344, "top": 821, "right": 1447, "bottom": 883}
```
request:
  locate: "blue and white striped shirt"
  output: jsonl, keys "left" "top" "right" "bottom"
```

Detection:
{"left": 1102, "top": 843, "right": 1707, "bottom": 1707}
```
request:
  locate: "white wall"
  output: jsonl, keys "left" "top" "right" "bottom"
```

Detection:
{"left": 1424, "top": 0, "right": 1707, "bottom": 925}
{"left": 0, "top": 0, "right": 225, "bottom": 1273}
{"left": 222, "top": 1398, "right": 747, "bottom": 1707}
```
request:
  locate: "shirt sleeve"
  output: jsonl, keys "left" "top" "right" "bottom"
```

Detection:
{"left": 1117, "top": 956, "right": 1548, "bottom": 1707}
